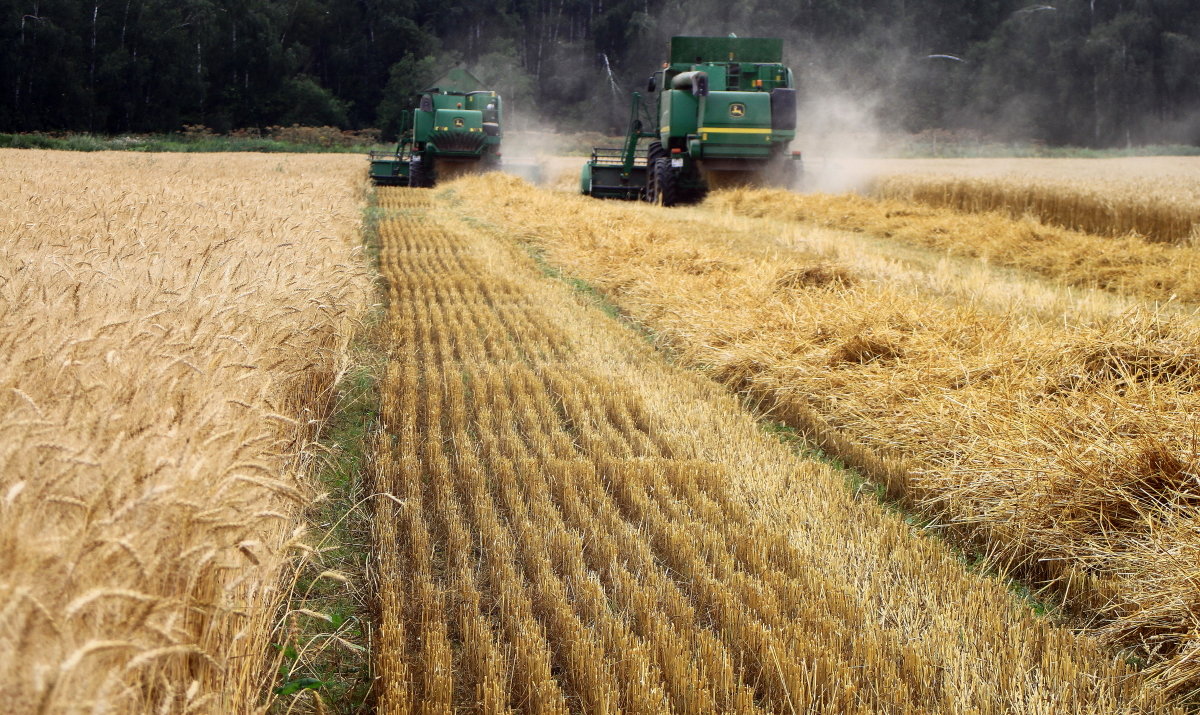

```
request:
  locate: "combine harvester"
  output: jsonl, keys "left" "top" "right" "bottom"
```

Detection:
{"left": 370, "top": 69, "right": 502, "bottom": 187}
{"left": 582, "top": 35, "right": 801, "bottom": 205}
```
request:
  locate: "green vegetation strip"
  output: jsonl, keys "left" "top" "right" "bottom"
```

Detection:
{"left": 269, "top": 196, "right": 387, "bottom": 714}
{"left": 0, "top": 132, "right": 387, "bottom": 154}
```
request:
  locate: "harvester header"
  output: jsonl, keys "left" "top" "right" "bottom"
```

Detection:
{"left": 581, "top": 35, "right": 800, "bottom": 205}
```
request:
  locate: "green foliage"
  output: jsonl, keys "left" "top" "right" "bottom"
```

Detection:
{"left": 0, "top": 131, "right": 385, "bottom": 154}
{"left": 377, "top": 54, "right": 443, "bottom": 140}
{"left": 471, "top": 39, "right": 535, "bottom": 110}
{"left": 274, "top": 678, "right": 326, "bottom": 697}
{"left": 276, "top": 77, "right": 351, "bottom": 128}
{"left": 1, "top": 0, "right": 1200, "bottom": 147}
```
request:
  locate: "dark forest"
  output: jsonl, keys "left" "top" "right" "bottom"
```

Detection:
{"left": 3, "top": 0, "right": 1199, "bottom": 146}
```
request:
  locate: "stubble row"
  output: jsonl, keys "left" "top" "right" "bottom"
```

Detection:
{"left": 448, "top": 172, "right": 1200, "bottom": 703}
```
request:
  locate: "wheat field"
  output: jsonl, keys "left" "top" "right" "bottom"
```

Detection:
{"left": 448, "top": 172, "right": 1200, "bottom": 702}
{"left": 0, "top": 150, "right": 369, "bottom": 712}
{"left": 9, "top": 146, "right": 1198, "bottom": 712}
{"left": 847, "top": 157, "right": 1200, "bottom": 244}
{"left": 367, "top": 185, "right": 1177, "bottom": 713}
{"left": 709, "top": 188, "right": 1200, "bottom": 305}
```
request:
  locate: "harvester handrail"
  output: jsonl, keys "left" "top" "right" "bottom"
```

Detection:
{"left": 590, "top": 147, "right": 648, "bottom": 166}
{"left": 369, "top": 144, "right": 413, "bottom": 162}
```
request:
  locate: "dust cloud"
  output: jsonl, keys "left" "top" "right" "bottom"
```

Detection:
{"left": 792, "top": 82, "right": 889, "bottom": 194}
{"left": 497, "top": 109, "right": 614, "bottom": 188}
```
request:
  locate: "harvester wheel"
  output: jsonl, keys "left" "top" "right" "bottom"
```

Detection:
{"left": 652, "top": 157, "right": 678, "bottom": 207}
{"left": 410, "top": 157, "right": 429, "bottom": 188}
{"left": 644, "top": 142, "right": 666, "bottom": 201}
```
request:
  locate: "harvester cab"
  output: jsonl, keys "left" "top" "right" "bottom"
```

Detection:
{"left": 581, "top": 35, "right": 801, "bottom": 205}
{"left": 370, "top": 68, "right": 503, "bottom": 187}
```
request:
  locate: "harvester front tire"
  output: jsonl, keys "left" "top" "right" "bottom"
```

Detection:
{"left": 652, "top": 157, "right": 678, "bottom": 207}
{"left": 643, "top": 142, "right": 666, "bottom": 201}
{"left": 410, "top": 158, "right": 430, "bottom": 188}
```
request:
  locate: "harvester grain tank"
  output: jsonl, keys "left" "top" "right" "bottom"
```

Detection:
{"left": 370, "top": 68, "right": 502, "bottom": 187}
{"left": 581, "top": 35, "right": 801, "bottom": 205}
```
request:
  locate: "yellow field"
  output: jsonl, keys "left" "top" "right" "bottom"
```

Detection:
{"left": 0, "top": 150, "right": 368, "bottom": 712}
{"left": 448, "top": 172, "right": 1200, "bottom": 701}
{"left": 369, "top": 185, "right": 1172, "bottom": 712}
{"left": 708, "top": 188, "right": 1200, "bottom": 305}
{"left": 11, "top": 146, "right": 1200, "bottom": 712}
{"left": 846, "top": 157, "right": 1200, "bottom": 243}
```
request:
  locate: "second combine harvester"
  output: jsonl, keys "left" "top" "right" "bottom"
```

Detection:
{"left": 370, "top": 68, "right": 502, "bottom": 187}
{"left": 582, "top": 35, "right": 800, "bottom": 205}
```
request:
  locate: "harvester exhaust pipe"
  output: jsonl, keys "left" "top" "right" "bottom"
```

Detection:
{"left": 671, "top": 71, "right": 709, "bottom": 96}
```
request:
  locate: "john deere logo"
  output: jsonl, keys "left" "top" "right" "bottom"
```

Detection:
{"left": 729, "top": 103, "right": 746, "bottom": 118}
{"left": 453, "top": 117, "right": 465, "bottom": 127}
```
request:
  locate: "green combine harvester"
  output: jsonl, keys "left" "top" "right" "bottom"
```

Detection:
{"left": 581, "top": 35, "right": 801, "bottom": 205}
{"left": 370, "top": 68, "right": 502, "bottom": 187}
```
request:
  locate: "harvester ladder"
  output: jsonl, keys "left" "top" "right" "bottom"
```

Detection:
{"left": 620, "top": 92, "right": 657, "bottom": 179}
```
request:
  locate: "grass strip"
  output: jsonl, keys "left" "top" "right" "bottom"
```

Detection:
{"left": 0, "top": 131, "right": 388, "bottom": 153}
{"left": 268, "top": 193, "right": 387, "bottom": 714}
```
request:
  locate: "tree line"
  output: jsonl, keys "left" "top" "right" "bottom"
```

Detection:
{"left": 2, "top": 0, "right": 1198, "bottom": 147}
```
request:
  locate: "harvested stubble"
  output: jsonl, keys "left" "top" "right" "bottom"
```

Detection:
{"left": 369, "top": 183, "right": 1173, "bottom": 713}
{"left": 0, "top": 150, "right": 369, "bottom": 712}
{"left": 709, "top": 188, "right": 1200, "bottom": 306}
{"left": 855, "top": 157, "right": 1200, "bottom": 244}
{"left": 448, "top": 173, "right": 1200, "bottom": 703}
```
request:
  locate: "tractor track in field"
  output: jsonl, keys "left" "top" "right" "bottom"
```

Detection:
{"left": 368, "top": 186, "right": 1172, "bottom": 713}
